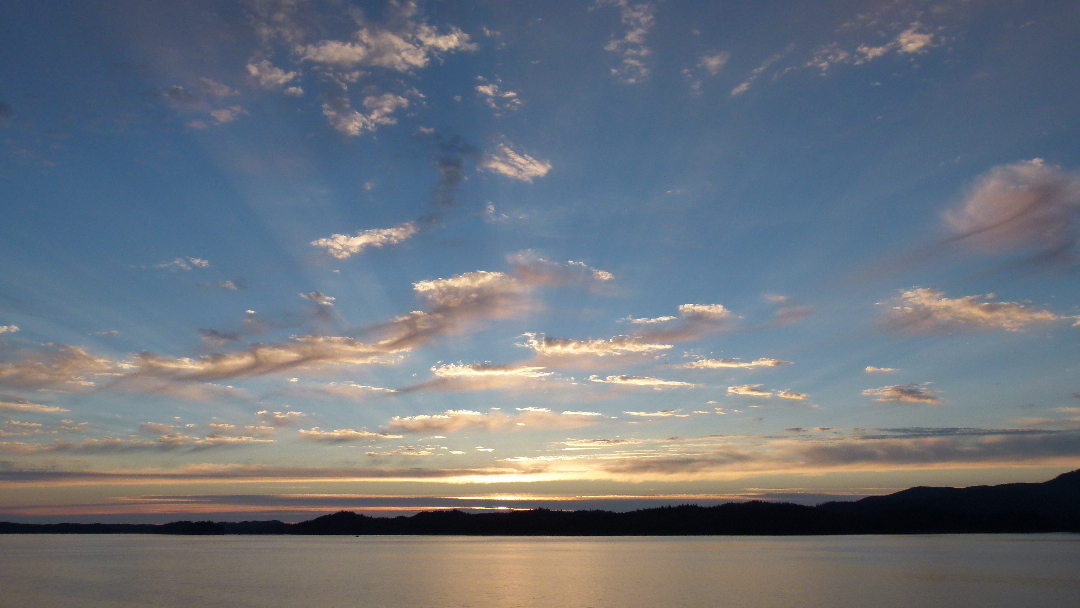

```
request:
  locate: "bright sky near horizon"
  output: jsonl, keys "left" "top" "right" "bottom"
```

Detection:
{"left": 1, "top": 0, "right": 1079, "bottom": 523}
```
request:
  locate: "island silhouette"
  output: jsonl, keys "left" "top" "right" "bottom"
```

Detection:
{"left": 3, "top": 469, "right": 1077, "bottom": 536}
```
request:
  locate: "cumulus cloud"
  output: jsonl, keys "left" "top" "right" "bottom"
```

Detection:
{"left": 698, "top": 52, "right": 730, "bottom": 75}
{"left": 299, "top": 292, "right": 335, "bottom": 306}
{"left": 199, "top": 78, "right": 237, "bottom": 97}
{"left": 865, "top": 366, "right": 897, "bottom": 373}
{"left": 0, "top": 326, "right": 18, "bottom": 334}
{"left": 311, "top": 222, "right": 418, "bottom": 259}
{"left": 323, "top": 90, "right": 410, "bottom": 136}
{"left": 597, "top": 0, "right": 655, "bottom": 83}
{"left": 589, "top": 375, "right": 698, "bottom": 390}
{"left": 728, "top": 384, "right": 772, "bottom": 398}
{"left": 481, "top": 142, "right": 551, "bottom": 182}
{"left": 387, "top": 407, "right": 599, "bottom": 434}
{"left": 944, "top": 159, "right": 1080, "bottom": 265}
{"left": 776, "top": 390, "right": 807, "bottom": 401}
{"left": 863, "top": 384, "right": 942, "bottom": 405}
{"left": 299, "top": 427, "right": 402, "bottom": 442}
{"left": 882, "top": 288, "right": 1070, "bottom": 334}
{"left": 246, "top": 59, "right": 298, "bottom": 88}
{"left": 683, "top": 358, "right": 791, "bottom": 370}
{"left": 0, "top": 344, "right": 112, "bottom": 390}
{"left": 635, "top": 303, "right": 735, "bottom": 342}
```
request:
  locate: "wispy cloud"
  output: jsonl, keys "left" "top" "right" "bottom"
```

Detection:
{"left": 387, "top": 408, "right": 600, "bottom": 433}
{"left": 728, "top": 384, "right": 772, "bottom": 398}
{"left": 475, "top": 78, "right": 522, "bottom": 112}
{"left": 0, "top": 399, "right": 69, "bottom": 414}
{"left": 0, "top": 326, "right": 18, "bottom": 334}
{"left": 311, "top": 222, "right": 418, "bottom": 259}
{"left": 298, "top": 428, "right": 403, "bottom": 442}
{"left": 683, "top": 358, "right": 791, "bottom": 370}
{"left": 322, "top": 90, "right": 410, "bottom": 136}
{"left": 0, "top": 344, "right": 112, "bottom": 390}
{"left": 299, "top": 292, "right": 335, "bottom": 306}
{"left": 882, "top": 288, "right": 1072, "bottom": 333}
{"left": 255, "top": 411, "right": 305, "bottom": 428}
{"left": 731, "top": 45, "right": 792, "bottom": 96}
{"left": 519, "top": 333, "right": 672, "bottom": 360}
{"left": 945, "top": 159, "right": 1080, "bottom": 266}
{"left": 589, "top": 375, "right": 698, "bottom": 390}
{"left": 153, "top": 257, "right": 210, "bottom": 271}
{"left": 506, "top": 251, "right": 614, "bottom": 287}
{"left": 865, "top": 366, "right": 898, "bottom": 373}
{"left": 597, "top": 0, "right": 655, "bottom": 83}
{"left": 412, "top": 362, "right": 556, "bottom": 392}
{"left": 623, "top": 409, "right": 681, "bottom": 417}
{"left": 481, "top": 141, "right": 551, "bottom": 182}
{"left": 863, "top": 384, "right": 942, "bottom": 405}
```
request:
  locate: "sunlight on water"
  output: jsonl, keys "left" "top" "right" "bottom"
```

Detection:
{"left": 2, "top": 535, "right": 1078, "bottom": 608}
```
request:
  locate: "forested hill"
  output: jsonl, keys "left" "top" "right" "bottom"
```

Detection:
{"left": 2, "top": 469, "right": 1078, "bottom": 536}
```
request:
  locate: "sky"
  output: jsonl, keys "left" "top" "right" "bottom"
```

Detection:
{"left": 1, "top": 0, "right": 1079, "bottom": 523}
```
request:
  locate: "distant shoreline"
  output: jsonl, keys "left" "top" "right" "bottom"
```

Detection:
{"left": 3, "top": 469, "right": 1078, "bottom": 536}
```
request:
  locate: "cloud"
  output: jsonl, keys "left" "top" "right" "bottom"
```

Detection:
{"left": 415, "top": 362, "right": 556, "bottom": 392}
{"left": 476, "top": 79, "right": 522, "bottom": 112}
{"left": 732, "top": 46, "right": 792, "bottom": 96}
{"left": 865, "top": 366, "right": 897, "bottom": 373}
{"left": 683, "top": 358, "right": 791, "bottom": 370}
{"left": 882, "top": 288, "right": 1070, "bottom": 333}
{"left": 311, "top": 222, "right": 418, "bottom": 259}
{"left": 635, "top": 303, "right": 735, "bottom": 342}
{"left": 210, "top": 106, "right": 247, "bottom": 124}
{"left": 0, "top": 344, "right": 112, "bottom": 390}
{"left": 863, "top": 384, "right": 942, "bottom": 405}
{"left": 776, "top": 390, "right": 807, "bottom": 401}
{"left": 481, "top": 142, "right": 551, "bottom": 182}
{"left": 387, "top": 408, "right": 599, "bottom": 434}
{"left": 698, "top": 52, "right": 730, "bottom": 75}
{"left": 1, "top": 434, "right": 272, "bottom": 454}
{"left": 246, "top": 60, "right": 298, "bottom": 89}
{"left": 728, "top": 384, "right": 772, "bottom": 398}
{"left": 0, "top": 399, "right": 69, "bottom": 414}
{"left": 562, "top": 411, "right": 604, "bottom": 417}
{"left": 256, "top": 411, "right": 305, "bottom": 428}
{"left": 198, "top": 78, "right": 237, "bottom": 97}
{"left": 626, "top": 315, "right": 677, "bottom": 325}
{"left": 944, "top": 159, "right": 1080, "bottom": 265}
{"left": 126, "top": 335, "right": 399, "bottom": 383}
{"left": 810, "top": 22, "right": 939, "bottom": 73}
{"left": 519, "top": 333, "right": 672, "bottom": 360}
{"left": 0, "top": 326, "right": 18, "bottom": 334}
{"left": 506, "top": 251, "right": 614, "bottom": 287}
{"left": 589, "top": 375, "right": 698, "bottom": 390}
{"left": 298, "top": 381, "right": 397, "bottom": 401}
{"left": 154, "top": 257, "right": 210, "bottom": 271}
{"left": 597, "top": 0, "right": 655, "bottom": 83}
{"left": 323, "top": 90, "right": 410, "bottom": 136}
{"left": 623, "top": 410, "right": 681, "bottom": 418}
{"left": 298, "top": 428, "right": 402, "bottom": 443}
{"left": 299, "top": 14, "right": 475, "bottom": 72}
{"left": 299, "top": 292, "right": 335, "bottom": 306}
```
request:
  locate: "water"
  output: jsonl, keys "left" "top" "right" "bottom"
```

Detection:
{"left": 1, "top": 534, "right": 1078, "bottom": 607}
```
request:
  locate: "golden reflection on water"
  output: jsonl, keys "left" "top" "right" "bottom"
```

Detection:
{"left": 1, "top": 535, "right": 1078, "bottom": 607}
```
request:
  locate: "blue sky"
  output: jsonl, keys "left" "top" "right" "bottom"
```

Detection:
{"left": 2, "top": 0, "right": 1079, "bottom": 522}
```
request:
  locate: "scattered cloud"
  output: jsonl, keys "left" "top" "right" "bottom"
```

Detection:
{"left": 298, "top": 428, "right": 402, "bottom": 442}
{"left": 432, "top": 135, "right": 480, "bottom": 207}
{"left": 623, "top": 409, "right": 681, "bottom": 417}
{"left": 506, "top": 251, "right": 614, "bottom": 287}
{"left": 210, "top": 106, "right": 247, "bottom": 124}
{"left": 683, "top": 358, "right": 791, "bottom": 370}
{"left": 698, "top": 51, "right": 730, "bottom": 75}
{"left": 863, "top": 384, "right": 942, "bottom": 405}
{"left": 198, "top": 78, "right": 238, "bottom": 97}
{"left": 732, "top": 45, "right": 792, "bottom": 96}
{"left": 154, "top": 257, "right": 210, "bottom": 271}
{"left": 323, "top": 90, "right": 410, "bottom": 136}
{"left": 728, "top": 384, "right": 772, "bottom": 398}
{"left": 481, "top": 142, "right": 551, "bottom": 182}
{"left": 299, "top": 292, "right": 335, "bottom": 306}
{"left": 882, "top": 288, "right": 1070, "bottom": 333}
{"left": 0, "top": 326, "right": 18, "bottom": 334}
{"left": 520, "top": 333, "right": 672, "bottom": 360}
{"left": 597, "top": 0, "right": 655, "bottom": 83}
{"left": 945, "top": 159, "right": 1080, "bottom": 265}
{"left": 0, "top": 344, "right": 112, "bottom": 390}
{"left": 476, "top": 78, "right": 522, "bottom": 112}
{"left": 635, "top": 303, "right": 735, "bottom": 342}
{"left": 589, "top": 375, "right": 698, "bottom": 390}
{"left": 246, "top": 60, "right": 298, "bottom": 89}
{"left": 0, "top": 399, "right": 69, "bottom": 414}
{"left": 865, "top": 366, "right": 898, "bottom": 373}
{"left": 388, "top": 408, "right": 599, "bottom": 433}
{"left": 298, "top": 381, "right": 397, "bottom": 401}
{"left": 311, "top": 222, "right": 418, "bottom": 259}
{"left": 256, "top": 411, "right": 305, "bottom": 428}
{"left": 411, "top": 362, "right": 556, "bottom": 392}
{"left": 299, "top": 14, "right": 475, "bottom": 72}
{"left": 776, "top": 390, "right": 807, "bottom": 401}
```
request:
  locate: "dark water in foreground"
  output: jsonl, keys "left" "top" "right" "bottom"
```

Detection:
{"left": 1, "top": 534, "right": 1078, "bottom": 607}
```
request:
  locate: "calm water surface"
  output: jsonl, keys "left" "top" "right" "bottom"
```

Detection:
{"left": 2, "top": 534, "right": 1078, "bottom": 607}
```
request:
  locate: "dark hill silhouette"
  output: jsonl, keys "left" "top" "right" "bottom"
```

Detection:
{"left": 2, "top": 469, "right": 1077, "bottom": 536}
